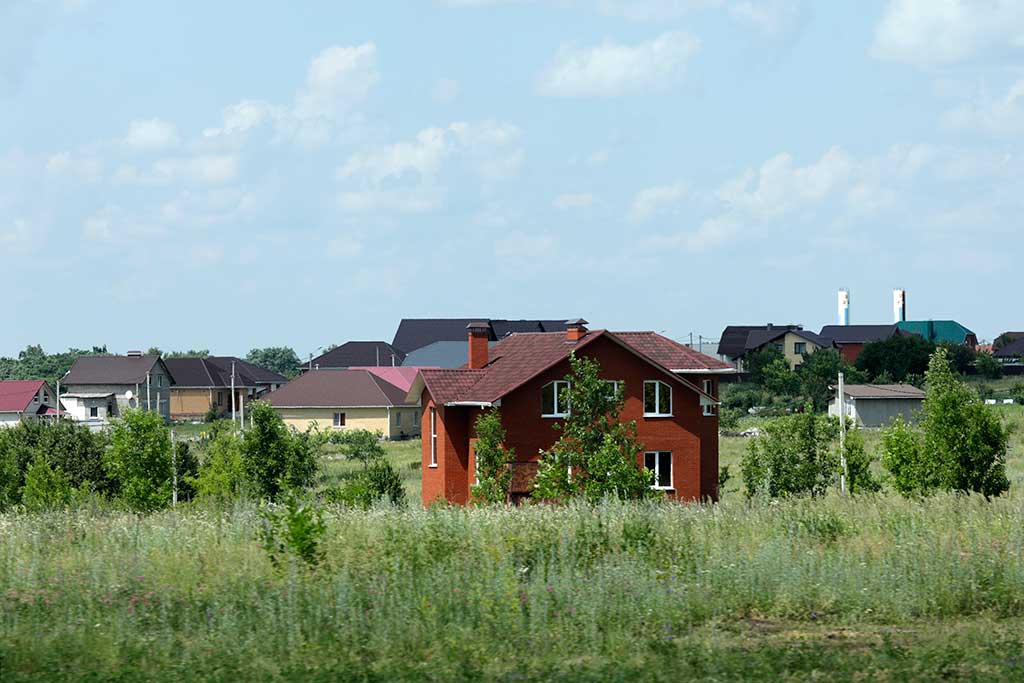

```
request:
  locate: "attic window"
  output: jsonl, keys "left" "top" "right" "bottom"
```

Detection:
{"left": 643, "top": 380, "right": 672, "bottom": 417}
{"left": 542, "top": 381, "right": 570, "bottom": 418}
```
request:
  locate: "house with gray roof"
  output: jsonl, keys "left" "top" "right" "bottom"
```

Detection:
{"left": 828, "top": 383, "right": 925, "bottom": 428}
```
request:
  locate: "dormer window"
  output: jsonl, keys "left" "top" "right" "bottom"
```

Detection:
{"left": 643, "top": 380, "right": 672, "bottom": 417}
{"left": 541, "top": 381, "right": 570, "bottom": 417}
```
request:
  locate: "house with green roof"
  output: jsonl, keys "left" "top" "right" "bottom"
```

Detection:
{"left": 896, "top": 320, "right": 977, "bottom": 348}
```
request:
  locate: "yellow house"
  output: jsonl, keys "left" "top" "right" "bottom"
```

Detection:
{"left": 743, "top": 327, "right": 832, "bottom": 371}
{"left": 165, "top": 357, "right": 287, "bottom": 421}
{"left": 265, "top": 369, "right": 421, "bottom": 440}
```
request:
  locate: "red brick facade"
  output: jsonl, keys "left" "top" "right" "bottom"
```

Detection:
{"left": 419, "top": 333, "right": 725, "bottom": 506}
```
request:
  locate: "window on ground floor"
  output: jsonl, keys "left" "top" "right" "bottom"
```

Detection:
{"left": 644, "top": 451, "right": 672, "bottom": 489}
{"left": 90, "top": 406, "right": 98, "bottom": 418}
{"left": 333, "top": 412, "right": 346, "bottom": 428}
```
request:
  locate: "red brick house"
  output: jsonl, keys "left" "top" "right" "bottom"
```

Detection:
{"left": 407, "top": 320, "right": 735, "bottom": 506}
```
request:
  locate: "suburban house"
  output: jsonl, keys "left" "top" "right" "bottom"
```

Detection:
{"left": 61, "top": 353, "right": 175, "bottom": 423}
{"left": 994, "top": 332, "right": 1024, "bottom": 354}
{"left": 828, "top": 383, "right": 925, "bottom": 428}
{"left": 265, "top": 369, "right": 421, "bottom": 439}
{"left": 819, "top": 324, "right": 909, "bottom": 364}
{"left": 392, "top": 318, "right": 570, "bottom": 355}
{"left": 165, "top": 356, "right": 287, "bottom": 420}
{"left": 0, "top": 380, "right": 59, "bottom": 428}
{"left": 741, "top": 325, "right": 833, "bottom": 371}
{"left": 994, "top": 338, "right": 1024, "bottom": 361}
{"left": 407, "top": 320, "right": 734, "bottom": 506}
{"left": 896, "top": 320, "right": 977, "bottom": 348}
{"left": 402, "top": 340, "right": 497, "bottom": 368}
{"left": 303, "top": 341, "right": 406, "bottom": 371}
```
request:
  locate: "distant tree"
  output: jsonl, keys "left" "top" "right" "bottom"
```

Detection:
{"left": 975, "top": 351, "right": 1004, "bottom": 380}
{"left": 798, "top": 349, "right": 867, "bottom": 412}
{"left": 165, "top": 349, "right": 210, "bottom": 358}
{"left": 855, "top": 335, "right": 935, "bottom": 382}
{"left": 241, "top": 401, "right": 320, "bottom": 499}
{"left": 329, "top": 429, "right": 385, "bottom": 468}
{"left": 21, "top": 457, "right": 73, "bottom": 511}
{"left": 104, "top": 410, "right": 173, "bottom": 511}
{"left": 0, "top": 344, "right": 108, "bottom": 387}
{"left": 744, "top": 346, "right": 787, "bottom": 386}
{"left": 938, "top": 342, "right": 976, "bottom": 375}
{"left": 841, "top": 427, "right": 881, "bottom": 494}
{"left": 761, "top": 358, "right": 800, "bottom": 397}
{"left": 881, "top": 348, "right": 1009, "bottom": 498}
{"left": 471, "top": 409, "right": 515, "bottom": 505}
{"left": 533, "top": 353, "right": 653, "bottom": 503}
{"left": 246, "top": 347, "right": 301, "bottom": 378}
{"left": 741, "top": 410, "right": 839, "bottom": 498}
{"left": 146, "top": 347, "right": 163, "bottom": 357}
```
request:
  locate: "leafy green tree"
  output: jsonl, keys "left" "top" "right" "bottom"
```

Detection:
{"left": 881, "top": 348, "right": 1010, "bottom": 498}
{"left": 241, "top": 401, "right": 320, "bottom": 499}
{"left": 761, "top": 357, "right": 800, "bottom": 396}
{"left": 330, "top": 429, "right": 385, "bottom": 468}
{"left": 246, "top": 347, "right": 301, "bottom": 379}
{"left": 855, "top": 335, "right": 935, "bottom": 381}
{"left": 104, "top": 409, "right": 173, "bottom": 511}
{"left": 938, "top": 342, "right": 976, "bottom": 375}
{"left": 797, "top": 349, "right": 867, "bottom": 412}
{"left": 841, "top": 427, "right": 881, "bottom": 494}
{"left": 975, "top": 351, "right": 1003, "bottom": 380}
{"left": 744, "top": 346, "right": 787, "bottom": 386}
{"left": 533, "top": 353, "right": 653, "bottom": 503}
{"left": 165, "top": 349, "right": 210, "bottom": 358}
{"left": 0, "top": 344, "right": 108, "bottom": 387}
{"left": 741, "top": 410, "right": 839, "bottom": 497}
{"left": 21, "top": 457, "right": 73, "bottom": 511}
{"left": 190, "top": 422, "right": 247, "bottom": 500}
{"left": 470, "top": 409, "right": 515, "bottom": 505}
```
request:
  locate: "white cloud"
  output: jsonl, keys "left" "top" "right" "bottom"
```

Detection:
{"left": 553, "top": 192, "right": 595, "bottom": 209}
{"left": 44, "top": 152, "right": 102, "bottom": 182}
{"left": 337, "top": 187, "right": 446, "bottom": 214}
{"left": 432, "top": 78, "right": 460, "bottom": 103}
{"left": 871, "top": 0, "right": 1024, "bottom": 67}
{"left": 943, "top": 80, "right": 1024, "bottom": 135}
{"left": 629, "top": 180, "right": 688, "bottom": 222}
{"left": 537, "top": 31, "right": 700, "bottom": 97}
{"left": 113, "top": 155, "right": 238, "bottom": 185}
{"left": 327, "top": 237, "right": 364, "bottom": 259}
{"left": 339, "top": 127, "right": 450, "bottom": 181}
{"left": 125, "top": 118, "right": 180, "bottom": 151}
{"left": 728, "top": 0, "right": 803, "bottom": 36}
{"left": 641, "top": 215, "right": 738, "bottom": 253}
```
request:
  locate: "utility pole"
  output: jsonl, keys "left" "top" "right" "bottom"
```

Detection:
{"left": 231, "top": 361, "right": 237, "bottom": 428}
{"left": 838, "top": 371, "right": 847, "bottom": 495}
{"left": 146, "top": 371, "right": 152, "bottom": 413}
{"left": 171, "top": 429, "right": 178, "bottom": 507}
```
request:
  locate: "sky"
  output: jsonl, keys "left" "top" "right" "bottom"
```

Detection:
{"left": 2, "top": 0, "right": 1022, "bottom": 358}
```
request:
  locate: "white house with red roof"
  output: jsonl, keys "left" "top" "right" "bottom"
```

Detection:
{"left": 0, "top": 380, "right": 60, "bottom": 428}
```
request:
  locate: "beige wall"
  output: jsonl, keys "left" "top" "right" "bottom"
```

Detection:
{"left": 170, "top": 388, "right": 247, "bottom": 419}
{"left": 777, "top": 332, "right": 822, "bottom": 370}
{"left": 274, "top": 406, "right": 421, "bottom": 439}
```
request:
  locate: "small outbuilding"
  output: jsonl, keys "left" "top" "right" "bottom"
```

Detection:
{"left": 828, "top": 384, "right": 925, "bottom": 428}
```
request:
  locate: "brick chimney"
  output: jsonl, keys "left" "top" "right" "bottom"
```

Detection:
{"left": 467, "top": 322, "right": 490, "bottom": 369}
{"left": 566, "top": 318, "right": 589, "bottom": 342}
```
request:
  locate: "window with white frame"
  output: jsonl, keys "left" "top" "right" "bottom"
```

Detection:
{"left": 541, "top": 380, "right": 570, "bottom": 417}
{"left": 429, "top": 408, "right": 438, "bottom": 467}
{"left": 643, "top": 380, "right": 672, "bottom": 416}
{"left": 603, "top": 380, "right": 620, "bottom": 402}
{"left": 644, "top": 451, "right": 672, "bottom": 489}
{"left": 702, "top": 379, "right": 717, "bottom": 416}
{"left": 333, "top": 412, "right": 346, "bottom": 428}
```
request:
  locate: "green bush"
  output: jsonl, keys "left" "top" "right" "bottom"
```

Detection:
{"left": 470, "top": 409, "right": 514, "bottom": 505}
{"left": 841, "top": 427, "right": 881, "bottom": 494}
{"left": 241, "top": 402, "right": 321, "bottom": 500}
{"left": 20, "top": 457, "right": 73, "bottom": 511}
{"left": 190, "top": 423, "right": 246, "bottom": 500}
{"left": 741, "top": 410, "right": 839, "bottom": 498}
{"left": 173, "top": 440, "right": 199, "bottom": 501}
{"left": 329, "top": 428, "right": 385, "bottom": 468}
{"left": 856, "top": 335, "right": 935, "bottom": 381}
{"left": 329, "top": 459, "right": 405, "bottom": 509}
{"left": 975, "top": 351, "right": 1003, "bottom": 380}
{"left": 258, "top": 496, "right": 327, "bottom": 570}
{"left": 104, "top": 410, "right": 173, "bottom": 512}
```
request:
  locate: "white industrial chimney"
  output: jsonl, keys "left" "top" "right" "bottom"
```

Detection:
{"left": 837, "top": 289, "right": 850, "bottom": 326}
{"left": 893, "top": 288, "right": 906, "bottom": 324}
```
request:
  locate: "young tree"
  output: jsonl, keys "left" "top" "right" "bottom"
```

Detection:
{"left": 798, "top": 349, "right": 867, "bottom": 412}
{"left": 104, "top": 409, "right": 173, "bottom": 511}
{"left": 330, "top": 429, "right": 385, "bottom": 468}
{"left": 246, "top": 347, "right": 302, "bottom": 378}
{"left": 761, "top": 357, "right": 800, "bottom": 397}
{"left": 744, "top": 346, "right": 788, "bottom": 386}
{"left": 975, "top": 351, "right": 1004, "bottom": 380}
{"left": 533, "top": 353, "right": 653, "bottom": 503}
{"left": 470, "top": 409, "right": 515, "bottom": 505}
{"left": 190, "top": 422, "right": 247, "bottom": 500}
{"left": 882, "top": 348, "right": 1010, "bottom": 498}
{"left": 21, "top": 457, "right": 73, "bottom": 511}
{"left": 241, "top": 401, "right": 320, "bottom": 499}
{"left": 741, "top": 410, "right": 839, "bottom": 497}
{"left": 938, "top": 341, "right": 976, "bottom": 375}
{"left": 855, "top": 335, "right": 934, "bottom": 381}
{"left": 841, "top": 426, "right": 881, "bottom": 494}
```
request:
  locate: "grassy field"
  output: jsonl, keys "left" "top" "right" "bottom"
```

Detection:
{"left": 2, "top": 409, "right": 1023, "bottom": 681}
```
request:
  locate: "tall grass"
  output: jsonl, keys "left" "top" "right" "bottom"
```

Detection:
{"left": 3, "top": 495, "right": 1024, "bottom": 680}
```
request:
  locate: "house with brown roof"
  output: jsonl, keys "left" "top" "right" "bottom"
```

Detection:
{"left": 819, "top": 324, "right": 910, "bottom": 364}
{"left": 165, "top": 356, "right": 287, "bottom": 420}
{"left": 62, "top": 353, "right": 174, "bottom": 423}
{"left": 303, "top": 341, "right": 406, "bottom": 371}
{"left": 265, "top": 369, "right": 421, "bottom": 439}
{"left": 0, "top": 380, "right": 59, "bottom": 428}
{"left": 407, "top": 320, "right": 735, "bottom": 506}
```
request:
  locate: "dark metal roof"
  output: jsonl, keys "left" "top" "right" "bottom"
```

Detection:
{"left": 164, "top": 357, "right": 287, "bottom": 388}
{"left": 265, "top": 369, "right": 414, "bottom": 408}
{"left": 401, "top": 341, "right": 495, "bottom": 369}
{"left": 744, "top": 328, "right": 831, "bottom": 351}
{"left": 65, "top": 356, "right": 170, "bottom": 385}
{"left": 309, "top": 342, "right": 405, "bottom": 369}
{"left": 819, "top": 324, "right": 903, "bottom": 344}
{"left": 994, "top": 338, "right": 1024, "bottom": 358}
{"left": 392, "top": 318, "right": 571, "bottom": 354}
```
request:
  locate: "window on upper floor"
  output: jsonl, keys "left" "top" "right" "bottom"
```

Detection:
{"left": 156, "top": 374, "right": 163, "bottom": 388}
{"left": 794, "top": 342, "right": 807, "bottom": 355}
{"left": 644, "top": 451, "right": 672, "bottom": 490}
{"left": 429, "top": 408, "right": 438, "bottom": 467}
{"left": 702, "top": 379, "right": 717, "bottom": 416}
{"left": 542, "top": 380, "right": 570, "bottom": 417}
{"left": 643, "top": 380, "right": 672, "bottom": 417}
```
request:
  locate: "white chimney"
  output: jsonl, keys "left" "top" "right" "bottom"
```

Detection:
{"left": 893, "top": 289, "right": 906, "bottom": 323}
{"left": 837, "top": 289, "right": 850, "bottom": 326}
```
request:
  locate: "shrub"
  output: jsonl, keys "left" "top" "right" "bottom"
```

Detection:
{"left": 744, "top": 346, "right": 787, "bottom": 387}
{"left": 329, "top": 429, "right": 385, "bottom": 468}
{"left": 841, "top": 427, "right": 881, "bottom": 494}
{"left": 241, "top": 402, "right": 320, "bottom": 499}
{"left": 1010, "top": 382, "right": 1024, "bottom": 405}
{"left": 104, "top": 410, "right": 173, "bottom": 512}
{"left": 258, "top": 496, "right": 327, "bottom": 570}
{"left": 190, "top": 423, "right": 246, "bottom": 500}
{"left": 20, "top": 457, "right": 73, "bottom": 511}
{"left": 0, "top": 420, "right": 112, "bottom": 506}
{"left": 470, "top": 409, "right": 515, "bottom": 505}
{"left": 718, "top": 406, "right": 742, "bottom": 432}
{"left": 975, "top": 351, "right": 1003, "bottom": 380}
{"left": 741, "top": 410, "right": 838, "bottom": 497}
{"left": 329, "top": 459, "right": 405, "bottom": 509}
{"left": 204, "top": 405, "right": 220, "bottom": 423}
{"left": 882, "top": 349, "right": 1010, "bottom": 498}
{"left": 856, "top": 335, "right": 935, "bottom": 381}
{"left": 173, "top": 440, "right": 199, "bottom": 502}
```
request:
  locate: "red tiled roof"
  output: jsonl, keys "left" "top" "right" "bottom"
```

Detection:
{"left": 415, "top": 330, "right": 727, "bottom": 405}
{"left": 611, "top": 332, "right": 735, "bottom": 371}
{"left": 0, "top": 380, "right": 46, "bottom": 413}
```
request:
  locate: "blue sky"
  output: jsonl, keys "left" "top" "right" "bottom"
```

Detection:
{"left": 2, "top": 0, "right": 1022, "bottom": 357}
